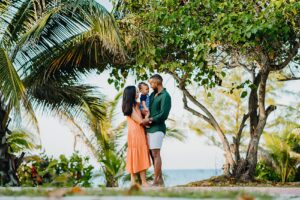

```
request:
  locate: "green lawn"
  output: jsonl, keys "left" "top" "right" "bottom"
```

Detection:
{"left": 0, "top": 187, "right": 274, "bottom": 200}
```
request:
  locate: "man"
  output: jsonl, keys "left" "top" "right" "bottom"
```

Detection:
{"left": 146, "top": 74, "right": 171, "bottom": 186}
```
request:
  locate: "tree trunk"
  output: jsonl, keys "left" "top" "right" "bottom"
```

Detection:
{"left": 0, "top": 104, "right": 20, "bottom": 186}
{"left": 106, "top": 174, "right": 118, "bottom": 187}
{"left": 232, "top": 69, "right": 273, "bottom": 181}
{"left": 168, "top": 68, "right": 276, "bottom": 181}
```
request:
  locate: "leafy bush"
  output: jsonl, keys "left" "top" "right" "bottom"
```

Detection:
{"left": 255, "top": 160, "right": 280, "bottom": 182}
{"left": 17, "top": 152, "right": 94, "bottom": 187}
{"left": 256, "top": 127, "right": 300, "bottom": 183}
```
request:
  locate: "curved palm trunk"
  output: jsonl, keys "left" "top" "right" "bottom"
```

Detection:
{"left": 0, "top": 103, "right": 22, "bottom": 186}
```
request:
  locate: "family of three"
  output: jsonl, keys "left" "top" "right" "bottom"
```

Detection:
{"left": 122, "top": 74, "right": 171, "bottom": 187}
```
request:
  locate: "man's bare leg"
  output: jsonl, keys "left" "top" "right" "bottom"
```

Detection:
{"left": 151, "top": 149, "right": 164, "bottom": 186}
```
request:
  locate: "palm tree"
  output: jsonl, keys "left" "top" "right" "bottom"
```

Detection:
{"left": 0, "top": 0, "right": 125, "bottom": 186}
{"left": 65, "top": 93, "right": 127, "bottom": 187}
{"left": 263, "top": 124, "right": 300, "bottom": 183}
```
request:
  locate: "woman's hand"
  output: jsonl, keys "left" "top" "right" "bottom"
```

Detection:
{"left": 141, "top": 118, "right": 151, "bottom": 126}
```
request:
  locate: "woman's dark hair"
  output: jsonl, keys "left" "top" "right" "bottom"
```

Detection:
{"left": 122, "top": 86, "right": 137, "bottom": 116}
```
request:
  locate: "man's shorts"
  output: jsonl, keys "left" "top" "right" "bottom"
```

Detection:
{"left": 147, "top": 131, "right": 165, "bottom": 150}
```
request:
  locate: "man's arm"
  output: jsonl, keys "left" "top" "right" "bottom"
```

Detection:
{"left": 151, "top": 94, "right": 171, "bottom": 123}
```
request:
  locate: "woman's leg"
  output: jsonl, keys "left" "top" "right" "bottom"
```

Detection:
{"left": 131, "top": 173, "right": 137, "bottom": 185}
{"left": 139, "top": 170, "right": 149, "bottom": 187}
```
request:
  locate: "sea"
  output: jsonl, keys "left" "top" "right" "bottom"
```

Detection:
{"left": 91, "top": 169, "right": 222, "bottom": 187}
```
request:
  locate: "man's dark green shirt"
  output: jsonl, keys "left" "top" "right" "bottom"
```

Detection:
{"left": 146, "top": 88, "right": 171, "bottom": 134}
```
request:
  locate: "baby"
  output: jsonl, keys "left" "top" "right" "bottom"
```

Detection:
{"left": 138, "top": 82, "right": 150, "bottom": 128}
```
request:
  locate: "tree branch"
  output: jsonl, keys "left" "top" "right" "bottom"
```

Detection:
{"left": 237, "top": 113, "right": 250, "bottom": 141}
{"left": 233, "top": 113, "right": 250, "bottom": 162}
{"left": 266, "top": 105, "right": 276, "bottom": 117}
{"left": 166, "top": 69, "right": 236, "bottom": 168}
{"left": 270, "top": 41, "right": 300, "bottom": 71}
{"left": 182, "top": 94, "right": 211, "bottom": 125}
{"left": 278, "top": 76, "right": 300, "bottom": 82}
{"left": 258, "top": 71, "right": 269, "bottom": 118}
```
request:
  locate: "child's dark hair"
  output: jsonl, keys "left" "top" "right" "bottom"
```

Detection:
{"left": 138, "top": 82, "right": 148, "bottom": 90}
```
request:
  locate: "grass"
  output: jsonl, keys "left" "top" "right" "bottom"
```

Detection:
{"left": 0, "top": 186, "right": 274, "bottom": 199}
{"left": 183, "top": 175, "right": 300, "bottom": 187}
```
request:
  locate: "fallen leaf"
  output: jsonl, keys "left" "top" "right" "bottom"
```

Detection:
{"left": 47, "top": 188, "right": 68, "bottom": 198}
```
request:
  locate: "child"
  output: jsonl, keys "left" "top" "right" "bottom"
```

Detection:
{"left": 138, "top": 82, "right": 150, "bottom": 128}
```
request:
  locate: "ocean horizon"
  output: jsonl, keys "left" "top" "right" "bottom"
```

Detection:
{"left": 161, "top": 169, "right": 222, "bottom": 186}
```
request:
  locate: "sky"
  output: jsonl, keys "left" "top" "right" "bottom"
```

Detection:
{"left": 33, "top": 0, "right": 300, "bottom": 170}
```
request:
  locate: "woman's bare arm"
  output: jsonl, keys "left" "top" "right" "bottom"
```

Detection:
{"left": 131, "top": 107, "right": 143, "bottom": 125}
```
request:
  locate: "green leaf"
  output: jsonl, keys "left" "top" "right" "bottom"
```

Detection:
{"left": 240, "top": 91, "right": 248, "bottom": 98}
{"left": 221, "top": 71, "right": 226, "bottom": 77}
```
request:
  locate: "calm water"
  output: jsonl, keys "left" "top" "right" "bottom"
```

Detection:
{"left": 92, "top": 169, "right": 222, "bottom": 187}
{"left": 162, "top": 169, "right": 222, "bottom": 186}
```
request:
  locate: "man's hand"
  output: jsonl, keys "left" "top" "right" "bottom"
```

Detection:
{"left": 142, "top": 118, "right": 152, "bottom": 126}
{"left": 149, "top": 118, "right": 153, "bottom": 124}
{"left": 141, "top": 118, "right": 150, "bottom": 126}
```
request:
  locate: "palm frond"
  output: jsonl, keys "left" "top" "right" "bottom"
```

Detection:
{"left": 58, "top": 111, "right": 99, "bottom": 159}
{"left": 108, "top": 92, "right": 122, "bottom": 122}
{"left": 0, "top": 0, "right": 36, "bottom": 48}
{"left": 29, "top": 82, "right": 105, "bottom": 124}
{"left": 16, "top": 0, "right": 125, "bottom": 79}
{"left": 0, "top": 48, "right": 38, "bottom": 131}
{"left": 6, "top": 128, "right": 38, "bottom": 153}
{"left": 0, "top": 48, "right": 25, "bottom": 112}
{"left": 165, "top": 127, "right": 186, "bottom": 142}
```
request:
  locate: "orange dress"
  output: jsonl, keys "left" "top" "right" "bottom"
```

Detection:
{"left": 126, "top": 105, "right": 151, "bottom": 174}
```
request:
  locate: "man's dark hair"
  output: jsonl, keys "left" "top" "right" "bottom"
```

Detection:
{"left": 138, "top": 82, "right": 148, "bottom": 90}
{"left": 150, "top": 74, "right": 163, "bottom": 83}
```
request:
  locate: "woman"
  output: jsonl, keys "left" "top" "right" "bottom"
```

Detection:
{"left": 122, "top": 86, "right": 151, "bottom": 187}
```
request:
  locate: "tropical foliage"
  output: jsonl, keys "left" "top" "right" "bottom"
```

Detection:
{"left": 256, "top": 124, "right": 300, "bottom": 183}
{"left": 6, "top": 129, "right": 38, "bottom": 154}
{"left": 64, "top": 93, "right": 127, "bottom": 187}
{"left": 17, "top": 152, "right": 94, "bottom": 187}
{"left": 0, "top": 0, "right": 124, "bottom": 186}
